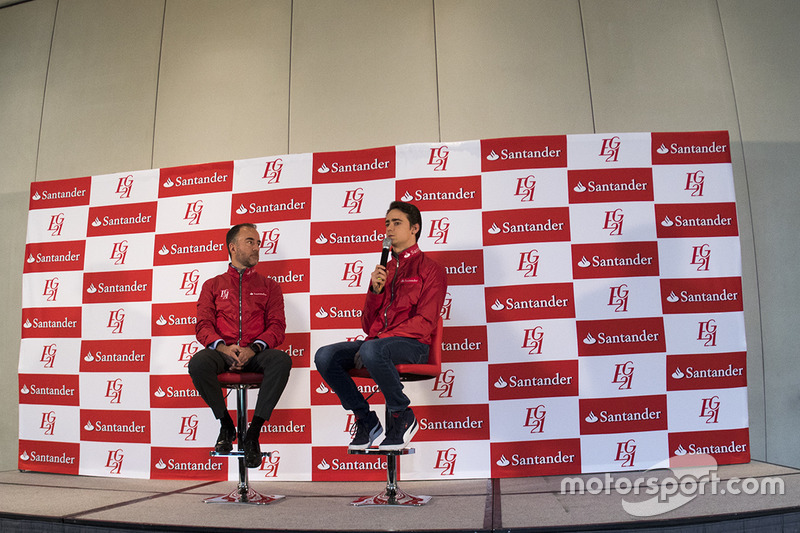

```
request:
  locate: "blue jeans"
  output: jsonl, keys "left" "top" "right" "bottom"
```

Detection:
{"left": 314, "top": 337, "right": 429, "bottom": 418}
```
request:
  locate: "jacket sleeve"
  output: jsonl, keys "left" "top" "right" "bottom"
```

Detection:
{"left": 378, "top": 259, "right": 447, "bottom": 343}
{"left": 195, "top": 278, "right": 223, "bottom": 347}
{"left": 254, "top": 279, "right": 286, "bottom": 349}
{"left": 361, "top": 285, "right": 385, "bottom": 335}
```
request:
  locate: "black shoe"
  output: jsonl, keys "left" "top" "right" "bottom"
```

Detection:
{"left": 348, "top": 411, "right": 383, "bottom": 450}
{"left": 214, "top": 426, "right": 236, "bottom": 454}
{"left": 378, "top": 408, "right": 418, "bottom": 451}
{"left": 243, "top": 438, "right": 263, "bottom": 468}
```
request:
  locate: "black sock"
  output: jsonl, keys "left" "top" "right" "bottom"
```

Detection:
{"left": 220, "top": 412, "right": 235, "bottom": 433}
{"left": 245, "top": 416, "right": 266, "bottom": 442}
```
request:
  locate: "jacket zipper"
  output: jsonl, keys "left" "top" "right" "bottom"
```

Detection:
{"left": 237, "top": 270, "right": 243, "bottom": 345}
{"left": 382, "top": 254, "right": 400, "bottom": 330}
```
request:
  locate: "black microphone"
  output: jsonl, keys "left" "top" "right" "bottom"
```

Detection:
{"left": 380, "top": 235, "right": 392, "bottom": 267}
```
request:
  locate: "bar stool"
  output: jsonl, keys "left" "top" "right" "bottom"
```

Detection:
{"left": 346, "top": 317, "right": 443, "bottom": 506}
{"left": 205, "top": 371, "right": 284, "bottom": 505}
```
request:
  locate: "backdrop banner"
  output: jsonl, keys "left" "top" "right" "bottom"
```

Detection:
{"left": 19, "top": 131, "right": 749, "bottom": 481}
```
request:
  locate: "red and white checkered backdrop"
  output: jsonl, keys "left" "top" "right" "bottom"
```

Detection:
{"left": 19, "top": 131, "right": 749, "bottom": 482}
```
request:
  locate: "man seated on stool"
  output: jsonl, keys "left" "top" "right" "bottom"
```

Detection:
{"left": 189, "top": 223, "right": 292, "bottom": 468}
{"left": 315, "top": 201, "right": 447, "bottom": 451}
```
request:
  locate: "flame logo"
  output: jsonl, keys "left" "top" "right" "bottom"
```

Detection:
{"left": 672, "top": 368, "right": 685, "bottom": 379}
{"left": 163, "top": 178, "right": 175, "bottom": 188}
{"left": 666, "top": 291, "right": 679, "bottom": 303}
{"left": 84, "top": 421, "right": 95, "bottom": 431}
{"left": 315, "top": 383, "right": 329, "bottom": 394}
{"left": 317, "top": 458, "right": 331, "bottom": 470}
{"left": 582, "top": 333, "right": 596, "bottom": 345}
{"left": 155, "top": 316, "right": 168, "bottom": 326}
{"left": 315, "top": 234, "right": 329, "bottom": 245}
{"left": 401, "top": 191, "right": 414, "bottom": 202}
{"left": 84, "top": 352, "right": 95, "bottom": 362}
{"left": 584, "top": 411, "right": 598, "bottom": 423}
{"left": 673, "top": 444, "right": 687, "bottom": 456}
{"left": 154, "top": 387, "right": 166, "bottom": 398}
{"left": 486, "top": 150, "right": 500, "bottom": 161}
{"left": 490, "top": 299, "right": 504, "bottom": 311}
{"left": 20, "top": 451, "right": 30, "bottom": 460}
{"left": 155, "top": 459, "right": 167, "bottom": 470}
{"left": 487, "top": 223, "right": 501, "bottom": 235}
{"left": 20, "top": 385, "right": 30, "bottom": 394}
{"left": 317, "top": 163, "right": 330, "bottom": 174}
{"left": 27, "top": 254, "right": 36, "bottom": 263}
{"left": 573, "top": 182, "right": 587, "bottom": 193}
{"left": 91, "top": 217, "right": 103, "bottom": 227}
{"left": 86, "top": 284, "right": 98, "bottom": 294}
{"left": 23, "top": 319, "right": 33, "bottom": 328}
{"left": 661, "top": 216, "right": 674, "bottom": 227}
{"left": 656, "top": 144, "right": 669, "bottom": 155}
{"left": 235, "top": 204, "right": 248, "bottom": 215}
{"left": 493, "top": 377, "right": 508, "bottom": 389}
{"left": 157, "top": 245, "right": 170, "bottom": 256}
{"left": 496, "top": 454, "right": 510, "bottom": 466}
{"left": 32, "top": 192, "right": 41, "bottom": 201}
{"left": 577, "top": 256, "right": 591, "bottom": 268}
{"left": 315, "top": 307, "right": 329, "bottom": 319}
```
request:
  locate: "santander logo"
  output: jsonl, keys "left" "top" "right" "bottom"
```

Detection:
{"left": 481, "top": 135, "right": 567, "bottom": 171}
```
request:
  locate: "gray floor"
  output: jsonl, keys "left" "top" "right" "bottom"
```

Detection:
{"left": 1, "top": 461, "right": 799, "bottom": 532}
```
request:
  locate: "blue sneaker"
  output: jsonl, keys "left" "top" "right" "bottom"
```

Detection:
{"left": 348, "top": 411, "right": 383, "bottom": 450}
{"left": 378, "top": 408, "right": 418, "bottom": 451}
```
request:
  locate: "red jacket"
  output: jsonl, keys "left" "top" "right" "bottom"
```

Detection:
{"left": 361, "top": 243, "right": 447, "bottom": 345}
{"left": 196, "top": 264, "right": 286, "bottom": 350}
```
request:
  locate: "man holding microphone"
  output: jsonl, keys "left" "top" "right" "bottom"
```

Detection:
{"left": 315, "top": 201, "right": 447, "bottom": 450}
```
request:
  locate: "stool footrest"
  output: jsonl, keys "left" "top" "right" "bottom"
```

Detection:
{"left": 347, "top": 448, "right": 414, "bottom": 456}
{"left": 210, "top": 451, "right": 271, "bottom": 458}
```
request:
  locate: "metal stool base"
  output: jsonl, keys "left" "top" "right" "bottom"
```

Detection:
{"left": 348, "top": 448, "right": 431, "bottom": 506}
{"left": 351, "top": 487, "right": 431, "bottom": 506}
{"left": 204, "top": 487, "right": 285, "bottom": 505}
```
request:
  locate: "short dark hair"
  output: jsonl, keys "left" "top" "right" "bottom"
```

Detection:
{"left": 226, "top": 223, "right": 257, "bottom": 257}
{"left": 387, "top": 201, "right": 422, "bottom": 242}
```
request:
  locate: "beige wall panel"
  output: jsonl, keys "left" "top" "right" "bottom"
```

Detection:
{"left": 0, "top": 191, "right": 28, "bottom": 469}
{"left": 0, "top": 0, "right": 57, "bottom": 470}
{"left": 0, "top": 0, "right": 56, "bottom": 192}
{"left": 581, "top": 0, "right": 738, "bottom": 134}
{"left": 435, "top": 0, "right": 593, "bottom": 141}
{"left": 719, "top": 0, "right": 800, "bottom": 468}
{"left": 289, "top": 0, "right": 439, "bottom": 153}
{"left": 36, "top": 0, "right": 164, "bottom": 180}
{"left": 153, "top": 0, "right": 291, "bottom": 168}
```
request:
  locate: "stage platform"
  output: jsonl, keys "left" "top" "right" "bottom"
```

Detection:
{"left": 1, "top": 460, "right": 798, "bottom": 532}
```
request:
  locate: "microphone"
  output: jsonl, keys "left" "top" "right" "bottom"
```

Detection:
{"left": 380, "top": 235, "right": 392, "bottom": 267}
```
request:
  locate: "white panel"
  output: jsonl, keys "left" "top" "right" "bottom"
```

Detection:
{"left": 153, "top": 0, "right": 292, "bottom": 167}
{"left": 289, "top": 0, "right": 439, "bottom": 153}
{"left": 37, "top": 0, "right": 164, "bottom": 180}
{"left": 435, "top": 0, "right": 593, "bottom": 140}
{"left": 581, "top": 0, "right": 739, "bottom": 134}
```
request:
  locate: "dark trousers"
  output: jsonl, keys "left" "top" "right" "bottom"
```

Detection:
{"left": 314, "top": 337, "right": 428, "bottom": 419}
{"left": 188, "top": 347, "right": 292, "bottom": 422}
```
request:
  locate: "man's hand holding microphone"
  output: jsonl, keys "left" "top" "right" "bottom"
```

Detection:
{"left": 370, "top": 235, "right": 393, "bottom": 293}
